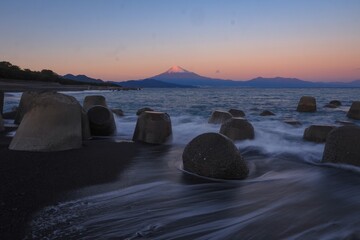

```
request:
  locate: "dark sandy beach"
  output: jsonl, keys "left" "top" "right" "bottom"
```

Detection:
{"left": 0, "top": 127, "right": 141, "bottom": 239}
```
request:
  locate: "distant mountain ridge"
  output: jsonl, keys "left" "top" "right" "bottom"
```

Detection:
{"left": 241, "top": 77, "right": 324, "bottom": 88}
{"left": 143, "top": 66, "right": 360, "bottom": 88}
{"left": 64, "top": 66, "right": 360, "bottom": 88}
{"left": 63, "top": 74, "right": 104, "bottom": 84}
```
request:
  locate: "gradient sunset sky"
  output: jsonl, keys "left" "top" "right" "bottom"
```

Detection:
{"left": 1, "top": 0, "right": 359, "bottom": 82}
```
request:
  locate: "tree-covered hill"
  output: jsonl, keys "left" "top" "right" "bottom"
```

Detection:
{"left": 0, "top": 61, "right": 118, "bottom": 87}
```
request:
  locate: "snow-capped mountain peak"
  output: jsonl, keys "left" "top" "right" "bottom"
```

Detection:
{"left": 166, "top": 66, "right": 189, "bottom": 74}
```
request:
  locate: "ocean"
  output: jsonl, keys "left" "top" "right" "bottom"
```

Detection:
{"left": 4, "top": 88, "right": 360, "bottom": 239}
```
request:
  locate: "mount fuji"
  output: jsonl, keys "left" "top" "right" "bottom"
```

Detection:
{"left": 150, "top": 66, "right": 239, "bottom": 87}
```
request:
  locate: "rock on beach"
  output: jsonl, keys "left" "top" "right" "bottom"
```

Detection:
{"left": 260, "top": 110, "right": 275, "bottom": 116}
{"left": 347, "top": 101, "right": 360, "bottom": 120}
{"left": 9, "top": 92, "right": 83, "bottom": 152}
{"left": 87, "top": 105, "right": 116, "bottom": 136}
{"left": 228, "top": 109, "right": 245, "bottom": 117}
{"left": 322, "top": 126, "right": 360, "bottom": 167}
{"left": 297, "top": 96, "right": 316, "bottom": 112}
{"left": 220, "top": 117, "right": 255, "bottom": 141}
{"left": 208, "top": 110, "right": 232, "bottom": 124}
{"left": 132, "top": 111, "right": 172, "bottom": 144}
{"left": 14, "top": 91, "right": 51, "bottom": 124}
{"left": 182, "top": 132, "right": 249, "bottom": 179}
{"left": 83, "top": 95, "right": 108, "bottom": 111}
{"left": 303, "top": 125, "right": 336, "bottom": 143}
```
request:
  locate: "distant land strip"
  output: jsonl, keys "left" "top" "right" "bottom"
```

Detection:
{"left": 0, "top": 61, "right": 138, "bottom": 91}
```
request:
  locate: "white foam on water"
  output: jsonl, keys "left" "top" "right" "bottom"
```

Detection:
{"left": 114, "top": 114, "right": 325, "bottom": 164}
{"left": 114, "top": 115, "right": 137, "bottom": 140}
{"left": 236, "top": 120, "right": 324, "bottom": 161}
{"left": 114, "top": 115, "right": 219, "bottom": 144}
{"left": 171, "top": 116, "right": 219, "bottom": 144}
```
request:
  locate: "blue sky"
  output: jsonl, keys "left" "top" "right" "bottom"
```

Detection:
{"left": 1, "top": 0, "right": 359, "bottom": 81}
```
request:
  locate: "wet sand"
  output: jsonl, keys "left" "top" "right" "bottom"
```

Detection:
{"left": 0, "top": 127, "right": 141, "bottom": 239}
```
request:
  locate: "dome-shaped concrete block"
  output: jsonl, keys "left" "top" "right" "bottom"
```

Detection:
{"left": 324, "top": 100, "right": 341, "bottom": 108}
{"left": 83, "top": 95, "right": 108, "bottom": 112}
{"left": 132, "top": 111, "right": 172, "bottom": 144}
{"left": 322, "top": 126, "right": 360, "bottom": 167}
{"left": 14, "top": 91, "right": 51, "bottom": 124}
{"left": 260, "top": 110, "right": 275, "bottom": 116}
{"left": 303, "top": 125, "right": 336, "bottom": 143}
{"left": 329, "top": 100, "right": 341, "bottom": 106}
{"left": 296, "top": 96, "right": 316, "bottom": 112}
{"left": 228, "top": 109, "right": 245, "bottom": 117}
{"left": 9, "top": 92, "right": 82, "bottom": 152}
{"left": 87, "top": 105, "right": 116, "bottom": 136}
{"left": 183, "top": 132, "right": 249, "bottom": 179}
{"left": 347, "top": 101, "right": 360, "bottom": 120}
{"left": 208, "top": 110, "right": 232, "bottom": 124}
{"left": 220, "top": 117, "right": 255, "bottom": 141}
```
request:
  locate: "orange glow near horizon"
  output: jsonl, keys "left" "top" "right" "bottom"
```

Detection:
{"left": 11, "top": 33, "right": 358, "bottom": 82}
{"left": 6, "top": 43, "right": 360, "bottom": 82}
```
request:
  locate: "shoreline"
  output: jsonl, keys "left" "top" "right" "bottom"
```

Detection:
{"left": 0, "top": 127, "right": 142, "bottom": 239}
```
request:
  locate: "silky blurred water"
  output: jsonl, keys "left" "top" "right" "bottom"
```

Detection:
{"left": 4, "top": 88, "right": 360, "bottom": 239}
